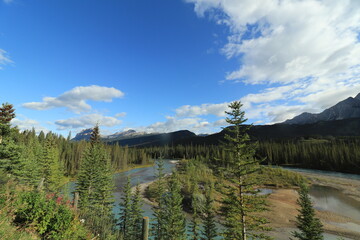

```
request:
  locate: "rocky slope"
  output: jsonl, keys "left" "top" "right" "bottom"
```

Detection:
{"left": 284, "top": 93, "right": 360, "bottom": 124}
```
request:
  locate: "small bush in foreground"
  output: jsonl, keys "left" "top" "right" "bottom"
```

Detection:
{"left": 14, "top": 191, "right": 89, "bottom": 239}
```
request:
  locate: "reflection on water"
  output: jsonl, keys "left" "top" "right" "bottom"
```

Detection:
{"left": 329, "top": 222, "right": 360, "bottom": 233}
{"left": 309, "top": 185, "right": 360, "bottom": 221}
{"left": 113, "top": 160, "right": 176, "bottom": 218}
{"left": 113, "top": 160, "right": 175, "bottom": 192}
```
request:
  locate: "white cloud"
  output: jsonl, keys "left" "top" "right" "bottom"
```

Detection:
{"left": 137, "top": 116, "right": 211, "bottom": 134}
{"left": 0, "top": 49, "right": 12, "bottom": 69}
{"left": 55, "top": 113, "right": 122, "bottom": 130}
{"left": 212, "top": 118, "right": 227, "bottom": 127}
{"left": 186, "top": 0, "right": 360, "bottom": 123}
{"left": 175, "top": 102, "right": 229, "bottom": 117}
{"left": 137, "top": 115, "right": 237, "bottom": 134}
{"left": 12, "top": 117, "right": 49, "bottom": 134}
{"left": 23, "top": 85, "right": 124, "bottom": 113}
{"left": 115, "top": 112, "right": 127, "bottom": 118}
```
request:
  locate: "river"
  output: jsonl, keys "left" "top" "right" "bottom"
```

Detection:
{"left": 283, "top": 167, "right": 360, "bottom": 221}
{"left": 112, "top": 160, "right": 177, "bottom": 218}
{"left": 68, "top": 161, "right": 360, "bottom": 239}
{"left": 283, "top": 167, "right": 360, "bottom": 240}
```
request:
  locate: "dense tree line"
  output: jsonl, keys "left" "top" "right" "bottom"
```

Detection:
{"left": 258, "top": 138, "right": 360, "bottom": 173}
{"left": 140, "top": 136, "right": 360, "bottom": 174}
{"left": 1, "top": 126, "right": 152, "bottom": 189}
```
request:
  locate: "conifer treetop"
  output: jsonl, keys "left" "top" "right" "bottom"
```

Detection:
{"left": 0, "top": 102, "right": 16, "bottom": 124}
{"left": 90, "top": 124, "right": 101, "bottom": 145}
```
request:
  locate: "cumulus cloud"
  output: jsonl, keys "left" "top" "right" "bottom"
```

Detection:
{"left": 12, "top": 117, "right": 49, "bottom": 134}
{"left": 137, "top": 115, "right": 235, "bottom": 134}
{"left": 23, "top": 85, "right": 124, "bottom": 113}
{"left": 0, "top": 49, "right": 12, "bottom": 69}
{"left": 137, "top": 116, "right": 210, "bottom": 134}
{"left": 186, "top": 0, "right": 360, "bottom": 123}
{"left": 55, "top": 113, "right": 122, "bottom": 130}
{"left": 175, "top": 102, "right": 229, "bottom": 117}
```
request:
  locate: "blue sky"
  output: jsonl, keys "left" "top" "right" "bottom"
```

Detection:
{"left": 1, "top": 0, "right": 360, "bottom": 135}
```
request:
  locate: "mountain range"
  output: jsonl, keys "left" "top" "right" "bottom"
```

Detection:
{"left": 72, "top": 93, "right": 360, "bottom": 146}
{"left": 283, "top": 93, "right": 360, "bottom": 124}
{"left": 72, "top": 129, "right": 157, "bottom": 142}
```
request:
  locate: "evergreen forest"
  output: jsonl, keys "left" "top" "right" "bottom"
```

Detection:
{"left": 0, "top": 101, "right": 347, "bottom": 240}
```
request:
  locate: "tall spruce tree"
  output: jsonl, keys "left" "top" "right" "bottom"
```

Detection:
{"left": 129, "top": 184, "right": 144, "bottom": 240}
{"left": 152, "top": 158, "right": 166, "bottom": 240}
{"left": 292, "top": 184, "right": 324, "bottom": 240}
{"left": 0, "top": 137, "right": 21, "bottom": 173}
{"left": 201, "top": 187, "right": 217, "bottom": 240}
{"left": 189, "top": 177, "right": 201, "bottom": 240}
{"left": 221, "top": 101, "right": 270, "bottom": 240}
{"left": 189, "top": 206, "right": 201, "bottom": 240}
{"left": 41, "top": 134, "right": 63, "bottom": 192}
{"left": 0, "top": 102, "right": 19, "bottom": 173}
{"left": 76, "top": 125, "right": 114, "bottom": 225}
{"left": 0, "top": 102, "right": 15, "bottom": 131}
{"left": 14, "top": 140, "right": 42, "bottom": 186}
{"left": 119, "top": 176, "right": 133, "bottom": 239}
{"left": 162, "top": 173, "right": 186, "bottom": 240}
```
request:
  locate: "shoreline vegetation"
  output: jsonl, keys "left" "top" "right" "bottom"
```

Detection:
{"left": 139, "top": 162, "right": 360, "bottom": 239}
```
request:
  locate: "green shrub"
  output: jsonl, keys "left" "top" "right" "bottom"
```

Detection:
{"left": 14, "top": 191, "right": 89, "bottom": 239}
{"left": 257, "top": 167, "right": 306, "bottom": 188}
{"left": 0, "top": 170, "right": 10, "bottom": 207}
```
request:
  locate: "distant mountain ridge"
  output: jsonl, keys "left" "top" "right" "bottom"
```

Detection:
{"left": 71, "top": 128, "right": 94, "bottom": 141}
{"left": 109, "top": 130, "right": 196, "bottom": 147}
{"left": 283, "top": 93, "right": 360, "bottom": 124}
{"left": 102, "top": 129, "right": 153, "bottom": 141}
{"left": 72, "top": 93, "right": 360, "bottom": 146}
{"left": 72, "top": 129, "right": 152, "bottom": 142}
{"left": 72, "top": 128, "right": 196, "bottom": 146}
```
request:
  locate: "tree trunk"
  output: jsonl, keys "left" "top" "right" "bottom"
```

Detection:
{"left": 239, "top": 179, "right": 246, "bottom": 240}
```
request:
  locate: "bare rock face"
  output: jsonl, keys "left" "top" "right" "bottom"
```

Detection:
{"left": 283, "top": 93, "right": 360, "bottom": 124}
{"left": 72, "top": 128, "right": 93, "bottom": 141}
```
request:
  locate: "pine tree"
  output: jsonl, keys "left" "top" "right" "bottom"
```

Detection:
{"left": 76, "top": 124, "right": 114, "bottom": 234}
{"left": 0, "top": 102, "right": 16, "bottom": 126}
{"left": 152, "top": 158, "right": 166, "bottom": 240}
{"left": 189, "top": 176, "right": 201, "bottom": 240}
{"left": 129, "top": 184, "right": 144, "bottom": 239}
{"left": 221, "top": 101, "right": 270, "bottom": 240}
{"left": 0, "top": 102, "right": 19, "bottom": 173}
{"left": 189, "top": 207, "right": 200, "bottom": 240}
{"left": 119, "top": 176, "right": 133, "bottom": 239}
{"left": 162, "top": 173, "right": 186, "bottom": 240}
{"left": 201, "top": 187, "right": 217, "bottom": 240}
{"left": 14, "top": 139, "right": 42, "bottom": 186}
{"left": 292, "top": 184, "right": 324, "bottom": 240}
{"left": 0, "top": 137, "right": 21, "bottom": 173}
{"left": 41, "top": 134, "right": 63, "bottom": 192}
